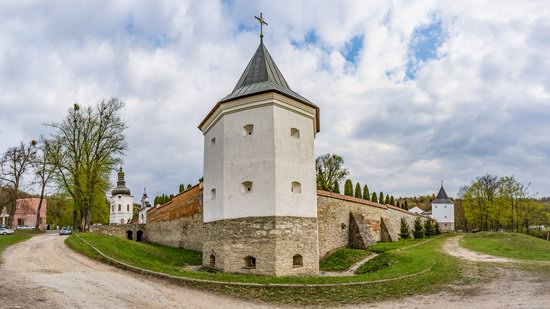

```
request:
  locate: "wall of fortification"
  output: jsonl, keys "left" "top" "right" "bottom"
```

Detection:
{"left": 317, "top": 191, "right": 426, "bottom": 258}
{"left": 145, "top": 184, "right": 203, "bottom": 251}
{"left": 91, "top": 186, "right": 428, "bottom": 261}
{"left": 89, "top": 224, "right": 146, "bottom": 240}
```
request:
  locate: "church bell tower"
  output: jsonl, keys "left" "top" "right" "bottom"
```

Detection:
{"left": 198, "top": 14, "right": 320, "bottom": 276}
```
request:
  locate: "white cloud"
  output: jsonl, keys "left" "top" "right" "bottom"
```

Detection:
{"left": 0, "top": 0, "right": 549, "bottom": 200}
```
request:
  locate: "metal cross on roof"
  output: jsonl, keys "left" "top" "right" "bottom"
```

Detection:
{"left": 254, "top": 12, "right": 268, "bottom": 41}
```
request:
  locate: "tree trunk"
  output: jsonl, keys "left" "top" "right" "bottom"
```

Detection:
{"left": 7, "top": 182, "right": 19, "bottom": 228}
{"left": 35, "top": 185, "right": 46, "bottom": 230}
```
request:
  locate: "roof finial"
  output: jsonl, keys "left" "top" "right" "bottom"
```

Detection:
{"left": 441, "top": 179, "right": 444, "bottom": 187}
{"left": 254, "top": 12, "right": 268, "bottom": 42}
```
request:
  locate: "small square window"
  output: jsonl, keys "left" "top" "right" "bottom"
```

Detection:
{"left": 291, "top": 181, "right": 301, "bottom": 193}
{"left": 241, "top": 181, "right": 253, "bottom": 193}
{"left": 211, "top": 188, "right": 216, "bottom": 200}
{"left": 243, "top": 124, "right": 254, "bottom": 136}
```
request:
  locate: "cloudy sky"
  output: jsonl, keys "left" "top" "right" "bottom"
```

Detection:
{"left": 1, "top": 1, "right": 549, "bottom": 200}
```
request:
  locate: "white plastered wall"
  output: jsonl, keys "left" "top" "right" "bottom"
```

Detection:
{"left": 110, "top": 194, "right": 134, "bottom": 224}
{"left": 202, "top": 93, "right": 318, "bottom": 222}
{"left": 431, "top": 202, "right": 454, "bottom": 224}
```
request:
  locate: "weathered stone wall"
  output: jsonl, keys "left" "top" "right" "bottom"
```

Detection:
{"left": 89, "top": 224, "right": 146, "bottom": 240}
{"left": 146, "top": 184, "right": 203, "bottom": 251}
{"left": 203, "top": 216, "right": 319, "bottom": 276}
{"left": 317, "top": 191, "right": 427, "bottom": 258}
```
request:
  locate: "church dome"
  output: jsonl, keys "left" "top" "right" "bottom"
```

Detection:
{"left": 111, "top": 167, "right": 131, "bottom": 196}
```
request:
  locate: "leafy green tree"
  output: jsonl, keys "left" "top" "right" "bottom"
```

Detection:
{"left": 333, "top": 181, "right": 340, "bottom": 194}
{"left": 179, "top": 184, "right": 185, "bottom": 193}
{"left": 48, "top": 99, "right": 127, "bottom": 230}
{"left": 371, "top": 192, "right": 378, "bottom": 203}
{"left": 344, "top": 179, "right": 353, "bottom": 196}
{"left": 399, "top": 218, "right": 410, "bottom": 240}
{"left": 354, "top": 182, "right": 362, "bottom": 198}
{"left": 187, "top": 184, "right": 192, "bottom": 189}
{"left": 315, "top": 154, "right": 349, "bottom": 191}
{"left": 385, "top": 195, "right": 390, "bottom": 205}
{"left": 404, "top": 200, "right": 409, "bottom": 210}
{"left": 424, "top": 220, "right": 435, "bottom": 237}
{"left": 413, "top": 217, "right": 424, "bottom": 239}
{"left": 362, "top": 185, "right": 370, "bottom": 200}
{"left": 390, "top": 196, "right": 395, "bottom": 206}
{"left": 379, "top": 192, "right": 384, "bottom": 204}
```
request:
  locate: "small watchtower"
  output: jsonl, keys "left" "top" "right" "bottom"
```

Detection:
{"left": 431, "top": 181, "right": 455, "bottom": 231}
{"left": 198, "top": 13, "right": 320, "bottom": 276}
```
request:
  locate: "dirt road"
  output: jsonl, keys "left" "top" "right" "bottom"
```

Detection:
{"left": 365, "top": 236, "right": 550, "bottom": 309}
{"left": 0, "top": 233, "right": 276, "bottom": 309}
{"left": 2, "top": 234, "right": 549, "bottom": 308}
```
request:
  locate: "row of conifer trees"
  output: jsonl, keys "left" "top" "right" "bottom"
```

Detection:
{"left": 333, "top": 179, "right": 409, "bottom": 210}
{"left": 399, "top": 217, "right": 441, "bottom": 240}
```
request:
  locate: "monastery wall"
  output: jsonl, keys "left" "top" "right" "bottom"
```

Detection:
{"left": 145, "top": 184, "right": 204, "bottom": 251}
{"left": 317, "top": 190, "right": 427, "bottom": 258}
{"left": 89, "top": 224, "right": 146, "bottom": 240}
{"left": 91, "top": 186, "right": 428, "bottom": 261}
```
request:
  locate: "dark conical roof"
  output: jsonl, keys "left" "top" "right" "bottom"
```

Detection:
{"left": 433, "top": 186, "right": 452, "bottom": 204}
{"left": 220, "top": 41, "right": 313, "bottom": 105}
{"left": 112, "top": 167, "right": 131, "bottom": 196}
{"left": 199, "top": 40, "right": 320, "bottom": 132}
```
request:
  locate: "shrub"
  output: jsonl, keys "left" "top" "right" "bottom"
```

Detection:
{"left": 424, "top": 220, "right": 435, "bottom": 237}
{"left": 399, "top": 218, "right": 410, "bottom": 240}
{"left": 435, "top": 222, "right": 442, "bottom": 235}
{"left": 413, "top": 217, "right": 424, "bottom": 239}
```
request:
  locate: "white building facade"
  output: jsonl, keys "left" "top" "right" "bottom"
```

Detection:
{"left": 430, "top": 184, "right": 455, "bottom": 231}
{"left": 199, "top": 37, "right": 320, "bottom": 276}
{"left": 138, "top": 188, "right": 153, "bottom": 224}
{"left": 109, "top": 167, "right": 134, "bottom": 225}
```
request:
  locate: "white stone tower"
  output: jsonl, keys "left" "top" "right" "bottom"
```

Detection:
{"left": 138, "top": 188, "right": 152, "bottom": 224}
{"left": 198, "top": 15, "right": 320, "bottom": 276}
{"left": 109, "top": 167, "right": 134, "bottom": 225}
{"left": 431, "top": 181, "right": 455, "bottom": 231}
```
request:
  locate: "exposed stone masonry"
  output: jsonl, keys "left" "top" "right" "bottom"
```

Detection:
{"left": 203, "top": 216, "right": 319, "bottom": 276}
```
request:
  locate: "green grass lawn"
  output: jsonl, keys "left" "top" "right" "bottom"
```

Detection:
{"left": 367, "top": 238, "right": 430, "bottom": 253}
{"left": 66, "top": 233, "right": 202, "bottom": 270}
{"left": 320, "top": 248, "right": 372, "bottom": 271}
{"left": 66, "top": 233, "right": 462, "bottom": 305}
{"left": 461, "top": 232, "right": 550, "bottom": 261}
{"left": 0, "top": 230, "right": 41, "bottom": 264}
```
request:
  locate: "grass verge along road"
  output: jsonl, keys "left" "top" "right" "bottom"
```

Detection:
{"left": 67, "top": 233, "right": 462, "bottom": 306}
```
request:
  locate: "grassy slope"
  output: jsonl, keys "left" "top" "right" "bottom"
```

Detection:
{"left": 66, "top": 233, "right": 462, "bottom": 305}
{"left": 320, "top": 248, "right": 372, "bottom": 271}
{"left": 461, "top": 232, "right": 550, "bottom": 261}
{"left": 0, "top": 230, "right": 41, "bottom": 264}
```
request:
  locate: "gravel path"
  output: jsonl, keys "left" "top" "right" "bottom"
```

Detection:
{"left": 0, "top": 233, "right": 278, "bottom": 309}
{"left": 364, "top": 236, "right": 550, "bottom": 309}
{"left": 2, "top": 234, "right": 548, "bottom": 308}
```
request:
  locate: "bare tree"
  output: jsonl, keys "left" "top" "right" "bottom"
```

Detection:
{"left": 32, "top": 137, "right": 56, "bottom": 229}
{"left": 0, "top": 141, "right": 37, "bottom": 228}
{"left": 48, "top": 99, "right": 127, "bottom": 230}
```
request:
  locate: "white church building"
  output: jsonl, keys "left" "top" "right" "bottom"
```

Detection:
{"left": 430, "top": 183, "right": 455, "bottom": 231}
{"left": 138, "top": 188, "right": 153, "bottom": 224}
{"left": 109, "top": 167, "right": 134, "bottom": 225}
